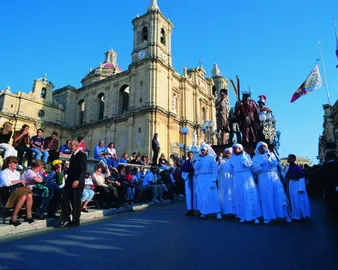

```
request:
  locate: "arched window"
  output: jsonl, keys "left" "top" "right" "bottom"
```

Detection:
{"left": 78, "top": 99, "right": 85, "bottom": 124}
{"left": 98, "top": 93, "right": 105, "bottom": 120}
{"left": 212, "top": 86, "right": 217, "bottom": 96}
{"left": 41, "top": 87, "right": 47, "bottom": 99}
{"left": 201, "top": 107, "right": 206, "bottom": 123}
{"left": 119, "top": 85, "right": 130, "bottom": 114}
{"left": 160, "top": 28, "right": 166, "bottom": 45}
{"left": 142, "top": 26, "right": 148, "bottom": 42}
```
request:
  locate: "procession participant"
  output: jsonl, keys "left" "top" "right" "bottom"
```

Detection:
{"left": 194, "top": 144, "right": 222, "bottom": 220}
{"left": 181, "top": 151, "right": 197, "bottom": 216}
{"left": 282, "top": 154, "right": 311, "bottom": 220}
{"left": 217, "top": 148, "right": 235, "bottom": 216}
{"left": 252, "top": 142, "right": 291, "bottom": 224}
{"left": 229, "top": 143, "right": 261, "bottom": 223}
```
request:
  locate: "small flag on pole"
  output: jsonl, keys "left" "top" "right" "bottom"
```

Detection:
{"left": 290, "top": 64, "right": 322, "bottom": 103}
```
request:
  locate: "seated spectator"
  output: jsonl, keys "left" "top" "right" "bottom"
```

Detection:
{"left": 107, "top": 142, "right": 119, "bottom": 168}
{"left": 23, "top": 160, "right": 52, "bottom": 219}
{"left": 45, "top": 159, "right": 65, "bottom": 218}
{"left": 130, "top": 152, "right": 137, "bottom": 162}
{"left": 94, "top": 140, "right": 113, "bottom": 166}
{"left": 30, "top": 129, "right": 49, "bottom": 164}
{"left": 119, "top": 153, "right": 129, "bottom": 164}
{"left": 12, "top": 124, "right": 33, "bottom": 168}
{"left": 107, "top": 167, "right": 126, "bottom": 207}
{"left": 44, "top": 131, "right": 59, "bottom": 163}
{"left": 0, "top": 122, "right": 17, "bottom": 159}
{"left": 92, "top": 163, "right": 116, "bottom": 208}
{"left": 107, "top": 142, "right": 118, "bottom": 159}
{"left": 142, "top": 165, "right": 168, "bottom": 203}
{"left": 130, "top": 168, "right": 145, "bottom": 203}
{"left": 158, "top": 153, "right": 170, "bottom": 166}
{"left": 59, "top": 139, "right": 72, "bottom": 158}
{"left": 140, "top": 155, "right": 150, "bottom": 166}
{"left": 172, "top": 166, "right": 185, "bottom": 197}
{"left": 130, "top": 155, "right": 142, "bottom": 165}
{"left": 81, "top": 173, "right": 95, "bottom": 212}
{"left": 0, "top": 156, "right": 34, "bottom": 226}
{"left": 136, "top": 166, "right": 146, "bottom": 185}
{"left": 117, "top": 165, "right": 134, "bottom": 203}
{"left": 78, "top": 136, "right": 90, "bottom": 157}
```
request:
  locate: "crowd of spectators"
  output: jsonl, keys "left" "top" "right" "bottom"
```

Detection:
{"left": 0, "top": 126, "right": 186, "bottom": 226}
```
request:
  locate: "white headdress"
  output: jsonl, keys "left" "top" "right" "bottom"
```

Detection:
{"left": 224, "top": 147, "right": 233, "bottom": 153}
{"left": 254, "top": 141, "right": 268, "bottom": 155}
{"left": 200, "top": 143, "right": 217, "bottom": 159}
{"left": 232, "top": 143, "right": 244, "bottom": 151}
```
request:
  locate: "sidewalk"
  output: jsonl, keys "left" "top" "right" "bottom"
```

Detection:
{"left": 0, "top": 199, "right": 181, "bottom": 238}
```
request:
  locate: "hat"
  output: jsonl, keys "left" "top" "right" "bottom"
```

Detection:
{"left": 258, "top": 95, "right": 266, "bottom": 104}
{"left": 52, "top": 160, "right": 62, "bottom": 166}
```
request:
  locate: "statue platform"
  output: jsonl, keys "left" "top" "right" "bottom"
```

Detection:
{"left": 211, "top": 143, "right": 276, "bottom": 157}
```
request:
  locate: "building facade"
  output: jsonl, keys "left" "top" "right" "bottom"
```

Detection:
{"left": 318, "top": 101, "right": 338, "bottom": 163}
{"left": 0, "top": 1, "right": 229, "bottom": 159}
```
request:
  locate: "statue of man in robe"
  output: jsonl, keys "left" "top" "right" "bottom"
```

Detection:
{"left": 234, "top": 91, "right": 260, "bottom": 144}
{"left": 215, "top": 89, "right": 230, "bottom": 145}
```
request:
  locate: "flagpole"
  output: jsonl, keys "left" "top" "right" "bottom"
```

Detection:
{"left": 334, "top": 17, "right": 338, "bottom": 39}
{"left": 317, "top": 41, "right": 331, "bottom": 105}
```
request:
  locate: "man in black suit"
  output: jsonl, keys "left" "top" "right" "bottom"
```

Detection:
{"left": 152, "top": 133, "right": 160, "bottom": 165}
{"left": 60, "top": 140, "right": 87, "bottom": 227}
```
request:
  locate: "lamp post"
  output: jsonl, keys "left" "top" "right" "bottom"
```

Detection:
{"left": 201, "top": 121, "right": 216, "bottom": 144}
{"left": 180, "top": 127, "right": 189, "bottom": 159}
{"left": 259, "top": 112, "right": 277, "bottom": 144}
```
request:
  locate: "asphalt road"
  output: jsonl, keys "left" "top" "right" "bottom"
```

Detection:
{"left": 0, "top": 200, "right": 337, "bottom": 270}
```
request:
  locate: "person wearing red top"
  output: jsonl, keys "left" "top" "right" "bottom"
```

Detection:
{"left": 77, "top": 136, "right": 90, "bottom": 156}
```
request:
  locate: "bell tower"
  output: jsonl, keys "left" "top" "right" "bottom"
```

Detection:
{"left": 131, "top": 0, "right": 173, "bottom": 66}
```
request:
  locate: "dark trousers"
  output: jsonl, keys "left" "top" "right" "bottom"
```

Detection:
{"left": 16, "top": 144, "right": 33, "bottom": 166}
{"left": 61, "top": 187, "right": 83, "bottom": 224}
{"left": 47, "top": 189, "right": 63, "bottom": 216}
{"left": 96, "top": 186, "right": 117, "bottom": 205}
{"left": 48, "top": 150, "right": 59, "bottom": 164}
{"left": 152, "top": 149, "right": 159, "bottom": 164}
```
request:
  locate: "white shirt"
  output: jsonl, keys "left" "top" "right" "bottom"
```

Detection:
{"left": 107, "top": 147, "right": 117, "bottom": 158}
{"left": 0, "top": 168, "right": 21, "bottom": 187}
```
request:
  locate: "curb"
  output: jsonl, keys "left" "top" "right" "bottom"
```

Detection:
{"left": 0, "top": 199, "right": 178, "bottom": 237}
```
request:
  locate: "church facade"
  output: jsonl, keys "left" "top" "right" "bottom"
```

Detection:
{"left": 0, "top": 1, "right": 229, "bottom": 159}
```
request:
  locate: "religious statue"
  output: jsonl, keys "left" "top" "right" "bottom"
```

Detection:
{"left": 192, "top": 130, "right": 198, "bottom": 146}
{"left": 257, "top": 95, "right": 272, "bottom": 114}
{"left": 234, "top": 91, "right": 260, "bottom": 144}
{"left": 215, "top": 89, "right": 230, "bottom": 145}
{"left": 228, "top": 107, "right": 241, "bottom": 144}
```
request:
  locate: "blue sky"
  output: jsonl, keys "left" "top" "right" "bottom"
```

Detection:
{"left": 1, "top": 0, "right": 337, "bottom": 163}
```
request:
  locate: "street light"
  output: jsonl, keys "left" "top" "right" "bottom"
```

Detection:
{"left": 259, "top": 111, "right": 277, "bottom": 144}
{"left": 180, "top": 127, "right": 189, "bottom": 159}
